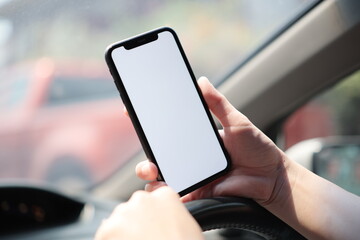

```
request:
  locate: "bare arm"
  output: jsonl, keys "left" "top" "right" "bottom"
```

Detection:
{"left": 137, "top": 77, "right": 360, "bottom": 240}
{"left": 268, "top": 155, "right": 360, "bottom": 240}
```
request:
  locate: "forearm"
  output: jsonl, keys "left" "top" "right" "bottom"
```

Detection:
{"left": 266, "top": 153, "right": 360, "bottom": 240}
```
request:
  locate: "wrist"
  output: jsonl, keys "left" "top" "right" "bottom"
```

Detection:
{"left": 258, "top": 151, "right": 299, "bottom": 210}
{"left": 257, "top": 152, "right": 312, "bottom": 237}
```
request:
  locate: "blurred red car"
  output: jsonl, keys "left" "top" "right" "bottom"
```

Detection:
{"left": 0, "top": 58, "right": 141, "bottom": 189}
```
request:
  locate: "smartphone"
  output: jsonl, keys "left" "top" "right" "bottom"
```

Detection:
{"left": 105, "top": 27, "right": 230, "bottom": 196}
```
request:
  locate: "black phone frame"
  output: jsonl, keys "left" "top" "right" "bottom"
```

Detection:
{"left": 105, "top": 27, "right": 231, "bottom": 196}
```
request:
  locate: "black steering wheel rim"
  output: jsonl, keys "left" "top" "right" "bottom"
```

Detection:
{"left": 185, "top": 197, "right": 306, "bottom": 240}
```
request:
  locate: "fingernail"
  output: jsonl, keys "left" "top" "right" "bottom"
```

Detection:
{"left": 145, "top": 183, "right": 152, "bottom": 192}
{"left": 141, "top": 164, "right": 150, "bottom": 177}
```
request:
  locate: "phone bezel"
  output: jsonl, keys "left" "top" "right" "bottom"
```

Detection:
{"left": 105, "top": 27, "right": 231, "bottom": 196}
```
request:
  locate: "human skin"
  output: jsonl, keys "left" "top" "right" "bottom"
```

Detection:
{"left": 136, "top": 77, "right": 360, "bottom": 240}
{"left": 137, "top": 76, "right": 288, "bottom": 205}
{"left": 97, "top": 77, "right": 360, "bottom": 240}
{"left": 95, "top": 186, "right": 204, "bottom": 240}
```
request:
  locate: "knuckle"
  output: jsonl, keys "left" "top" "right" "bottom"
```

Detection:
{"left": 130, "top": 190, "right": 149, "bottom": 202}
{"left": 113, "top": 202, "right": 126, "bottom": 215}
{"left": 154, "top": 186, "right": 179, "bottom": 199}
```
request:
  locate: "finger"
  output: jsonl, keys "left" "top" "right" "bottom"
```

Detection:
{"left": 180, "top": 188, "right": 212, "bottom": 203}
{"left": 180, "top": 193, "right": 197, "bottom": 203}
{"left": 180, "top": 171, "right": 227, "bottom": 203}
{"left": 123, "top": 106, "right": 129, "bottom": 117}
{"left": 152, "top": 186, "right": 180, "bottom": 200}
{"left": 145, "top": 181, "right": 167, "bottom": 192}
{"left": 128, "top": 190, "right": 150, "bottom": 204}
{"left": 112, "top": 202, "right": 128, "bottom": 216}
{"left": 135, "top": 160, "right": 158, "bottom": 181}
{"left": 198, "top": 76, "right": 247, "bottom": 127}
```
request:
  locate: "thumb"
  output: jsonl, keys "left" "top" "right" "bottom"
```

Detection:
{"left": 198, "top": 76, "right": 245, "bottom": 127}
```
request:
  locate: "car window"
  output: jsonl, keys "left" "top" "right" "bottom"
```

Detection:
{"left": 281, "top": 69, "right": 360, "bottom": 195}
{"left": 314, "top": 144, "right": 360, "bottom": 196}
{"left": 282, "top": 69, "right": 360, "bottom": 149}
{"left": 0, "top": 0, "right": 319, "bottom": 192}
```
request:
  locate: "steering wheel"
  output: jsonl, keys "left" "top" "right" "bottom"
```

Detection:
{"left": 186, "top": 197, "right": 306, "bottom": 240}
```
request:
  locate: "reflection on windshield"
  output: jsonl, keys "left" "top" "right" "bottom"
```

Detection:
{"left": 0, "top": 0, "right": 318, "bottom": 191}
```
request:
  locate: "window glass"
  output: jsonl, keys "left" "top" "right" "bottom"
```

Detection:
{"left": 283, "top": 70, "right": 360, "bottom": 149}
{"left": 0, "top": 0, "right": 319, "bottom": 191}
{"left": 314, "top": 145, "right": 360, "bottom": 196}
{"left": 282, "top": 70, "right": 360, "bottom": 195}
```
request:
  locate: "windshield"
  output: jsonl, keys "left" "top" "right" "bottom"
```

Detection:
{"left": 0, "top": 0, "right": 318, "bottom": 192}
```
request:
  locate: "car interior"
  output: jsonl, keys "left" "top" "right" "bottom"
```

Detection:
{"left": 0, "top": 0, "right": 359, "bottom": 239}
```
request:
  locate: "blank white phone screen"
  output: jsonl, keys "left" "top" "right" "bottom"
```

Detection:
{"left": 111, "top": 31, "right": 228, "bottom": 193}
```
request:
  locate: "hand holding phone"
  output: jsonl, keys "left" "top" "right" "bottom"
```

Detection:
{"left": 105, "top": 27, "right": 230, "bottom": 196}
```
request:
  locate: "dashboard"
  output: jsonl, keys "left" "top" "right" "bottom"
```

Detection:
{"left": 0, "top": 184, "right": 116, "bottom": 240}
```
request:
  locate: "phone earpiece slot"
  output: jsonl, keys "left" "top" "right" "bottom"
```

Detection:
{"left": 124, "top": 34, "right": 159, "bottom": 50}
